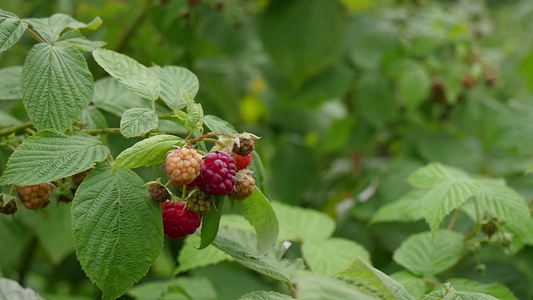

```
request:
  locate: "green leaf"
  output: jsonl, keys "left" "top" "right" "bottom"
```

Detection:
{"left": 258, "top": 0, "right": 344, "bottom": 85}
{"left": 248, "top": 151, "right": 269, "bottom": 198}
{"left": 199, "top": 200, "right": 223, "bottom": 250}
{"left": 0, "top": 66, "right": 22, "bottom": 100}
{"left": 152, "top": 66, "right": 199, "bottom": 109}
{"left": 128, "top": 277, "right": 217, "bottom": 300}
{"left": 370, "top": 190, "right": 425, "bottom": 224}
{"left": 390, "top": 271, "right": 426, "bottom": 300}
{"left": 0, "top": 131, "right": 109, "bottom": 186}
{"left": 295, "top": 271, "right": 378, "bottom": 300}
{"left": 0, "top": 110, "right": 22, "bottom": 127}
{"left": 23, "top": 14, "right": 101, "bottom": 43}
{"left": 239, "top": 291, "right": 294, "bottom": 300}
{"left": 92, "top": 77, "right": 147, "bottom": 116}
{"left": 212, "top": 227, "right": 292, "bottom": 283}
{"left": 127, "top": 281, "right": 168, "bottom": 300}
{"left": 203, "top": 115, "right": 238, "bottom": 134}
{"left": 176, "top": 234, "right": 233, "bottom": 274}
{"left": 22, "top": 43, "right": 93, "bottom": 132}
{"left": 423, "top": 283, "right": 499, "bottom": 300}
{"left": 113, "top": 134, "right": 184, "bottom": 170}
{"left": 337, "top": 257, "right": 416, "bottom": 300}
{"left": 302, "top": 237, "right": 370, "bottom": 277}
{"left": 79, "top": 106, "right": 108, "bottom": 130}
{"left": 407, "top": 162, "right": 470, "bottom": 189}
{"left": 397, "top": 64, "right": 431, "bottom": 109}
{"left": 356, "top": 74, "right": 397, "bottom": 127}
{"left": 393, "top": 230, "right": 463, "bottom": 277}
{"left": 272, "top": 201, "right": 335, "bottom": 243}
{"left": 0, "top": 9, "right": 28, "bottom": 54}
{"left": 235, "top": 189, "right": 279, "bottom": 257}
{"left": 72, "top": 166, "right": 163, "bottom": 300}
{"left": 56, "top": 30, "right": 106, "bottom": 51}
{"left": 93, "top": 48, "right": 161, "bottom": 101}
{"left": 0, "top": 217, "right": 32, "bottom": 276}
{"left": 120, "top": 108, "right": 158, "bottom": 138}
{"left": 475, "top": 181, "right": 533, "bottom": 244}
{"left": 0, "top": 277, "right": 45, "bottom": 300}
{"left": 447, "top": 278, "right": 517, "bottom": 300}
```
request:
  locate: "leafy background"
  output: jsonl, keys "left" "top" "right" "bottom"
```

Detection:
{"left": 2, "top": 0, "right": 533, "bottom": 299}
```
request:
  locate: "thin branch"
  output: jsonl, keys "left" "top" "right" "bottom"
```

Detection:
{"left": 25, "top": 27, "right": 46, "bottom": 43}
{"left": 447, "top": 211, "right": 460, "bottom": 231}
{"left": 187, "top": 132, "right": 235, "bottom": 144}
{"left": 0, "top": 122, "right": 33, "bottom": 137}
{"left": 83, "top": 128, "right": 121, "bottom": 135}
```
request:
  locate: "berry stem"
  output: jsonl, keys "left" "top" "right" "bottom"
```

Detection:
{"left": 82, "top": 128, "right": 121, "bottom": 135}
{"left": 187, "top": 132, "right": 235, "bottom": 144}
{"left": 200, "top": 138, "right": 227, "bottom": 148}
{"left": 181, "top": 184, "right": 187, "bottom": 201}
{"left": 446, "top": 210, "right": 460, "bottom": 231}
{"left": 0, "top": 121, "right": 33, "bottom": 137}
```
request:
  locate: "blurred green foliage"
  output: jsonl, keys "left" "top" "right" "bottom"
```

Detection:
{"left": 3, "top": 0, "right": 533, "bottom": 298}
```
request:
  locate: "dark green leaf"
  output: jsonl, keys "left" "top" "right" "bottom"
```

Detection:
{"left": 199, "top": 200, "right": 223, "bottom": 250}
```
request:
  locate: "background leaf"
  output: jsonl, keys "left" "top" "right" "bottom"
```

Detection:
{"left": 238, "top": 291, "right": 294, "bottom": 300}
{"left": 393, "top": 230, "right": 463, "bottom": 277}
{"left": 79, "top": 106, "right": 108, "bottom": 130}
{"left": 71, "top": 166, "right": 163, "bottom": 300}
{"left": 0, "top": 66, "right": 22, "bottom": 100}
{"left": 203, "top": 114, "right": 238, "bottom": 134}
{"left": 113, "top": 134, "right": 184, "bottom": 170}
{"left": 0, "top": 9, "right": 28, "bottom": 54}
{"left": 176, "top": 234, "right": 233, "bottom": 274}
{"left": 92, "top": 77, "right": 155, "bottom": 117}
{"left": 446, "top": 278, "right": 518, "bottom": 300}
{"left": 152, "top": 65, "right": 199, "bottom": 109}
{"left": 0, "top": 131, "right": 109, "bottom": 186}
{"left": 23, "top": 13, "right": 101, "bottom": 43}
{"left": 0, "top": 277, "right": 45, "bottom": 300}
{"left": 120, "top": 108, "right": 158, "bottom": 138}
{"left": 93, "top": 48, "right": 161, "bottom": 101}
{"left": 397, "top": 63, "right": 431, "bottom": 110}
{"left": 370, "top": 190, "right": 425, "bottom": 224}
{"left": 295, "top": 271, "right": 378, "bottom": 300}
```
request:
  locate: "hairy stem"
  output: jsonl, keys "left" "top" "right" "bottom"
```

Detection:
{"left": 25, "top": 27, "right": 46, "bottom": 43}
{"left": 82, "top": 128, "right": 121, "bottom": 135}
{"left": 0, "top": 122, "right": 33, "bottom": 137}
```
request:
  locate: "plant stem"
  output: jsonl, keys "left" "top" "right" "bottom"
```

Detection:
{"left": 83, "top": 128, "right": 121, "bottom": 135}
{"left": 25, "top": 27, "right": 46, "bottom": 43}
{"left": 158, "top": 112, "right": 173, "bottom": 119}
{"left": 187, "top": 132, "right": 235, "bottom": 144}
{"left": 201, "top": 138, "right": 227, "bottom": 148}
{"left": 464, "top": 197, "right": 482, "bottom": 241}
{"left": 447, "top": 210, "right": 460, "bottom": 231}
{"left": 0, "top": 122, "right": 33, "bottom": 137}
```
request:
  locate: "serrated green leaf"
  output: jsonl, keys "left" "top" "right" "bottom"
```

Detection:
{"left": 0, "top": 131, "right": 109, "bottom": 186}
{"left": 71, "top": 166, "right": 163, "bottom": 300}
{"left": 393, "top": 230, "right": 463, "bottom": 277}
{"left": 475, "top": 181, "right": 533, "bottom": 244}
{"left": 272, "top": 201, "right": 335, "bottom": 242}
{"left": 113, "top": 134, "right": 184, "bottom": 170}
{"left": 93, "top": 48, "right": 161, "bottom": 101}
{"left": 199, "top": 200, "right": 223, "bottom": 249}
{"left": 92, "top": 77, "right": 149, "bottom": 116}
{"left": 337, "top": 257, "right": 415, "bottom": 300}
{"left": 212, "top": 227, "right": 292, "bottom": 283}
{"left": 0, "top": 278, "right": 45, "bottom": 300}
{"left": 176, "top": 234, "right": 232, "bottom": 274}
{"left": 423, "top": 283, "right": 499, "bottom": 300}
{"left": 239, "top": 291, "right": 294, "bottom": 300}
{"left": 0, "top": 9, "right": 28, "bottom": 54}
{"left": 152, "top": 66, "right": 199, "bottom": 109}
{"left": 390, "top": 271, "right": 426, "bottom": 300}
{"left": 370, "top": 190, "right": 426, "bottom": 224}
{"left": 79, "top": 106, "right": 108, "bottom": 130}
{"left": 296, "top": 271, "right": 378, "bottom": 300}
{"left": 235, "top": 189, "right": 278, "bottom": 257}
{"left": 22, "top": 43, "right": 93, "bottom": 132}
{"left": 120, "top": 108, "right": 158, "bottom": 138}
{"left": 248, "top": 151, "right": 269, "bottom": 198}
{"left": 407, "top": 162, "right": 470, "bottom": 189}
{"left": 397, "top": 64, "right": 430, "bottom": 110}
{"left": 0, "top": 66, "right": 22, "bottom": 100}
{"left": 56, "top": 30, "right": 106, "bottom": 51}
{"left": 302, "top": 237, "right": 370, "bottom": 277}
{"left": 447, "top": 278, "right": 517, "bottom": 300}
{"left": 203, "top": 115, "right": 238, "bottom": 134}
{"left": 23, "top": 14, "right": 101, "bottom": 43}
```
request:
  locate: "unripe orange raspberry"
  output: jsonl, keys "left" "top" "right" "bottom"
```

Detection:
{"left": 165, "top": 147, "right": 203, "bottom": 187}
{"left": 230, "top": 172, "right": 255, "bottom": 201}
{"left": 17, "top": 183, "right": 55, "bottom": 210}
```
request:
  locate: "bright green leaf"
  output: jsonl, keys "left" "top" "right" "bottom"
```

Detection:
{"left": 120, "top": 108, "right": 158, "bottom": 138}
{"left": 72, "top": 166, "right": 163, "bottom": 300}
{"left": 93, "top": 48, "right": 161, "bottom": 101}
{"left": 0, "top": 66, "right": 22, "bottom": 100}
{"left": 152, "top": 66, "right": 199, "bottom": 109}
{"left": 0, "top": 277, "right": 45, "bottom": 300}
{"left": 423, "top": 283, "right": 499, "bottom": 300}
{"left": 0, "top": 9, "right": 28, "bottom": 54}
{"left": 393, "top": 230, "right": 463, "bottom": 277}
{"left": 295, "top": 271, "right": 377, "bottom": 300}
{"left": 397, "top": 64, "right": 430, "bottom": 109}
{"left": 302, "top": 238, "right": 370, "bottom": 277}
{"left": 203, "top": 115, "right": 238, "bottom": 134}
{"left": 446, "top": 278, "right": 517, "bottom": 300}
{"left": 407, "top": 162, "right": 470, "bottom": 189}
{"left": 23, "top": 14, "right": 101, "bottom": 43}
{"left": 176, "top": 234, "right": 233, "bottom": 274}
{"left": 0, "top": 131, "right": 109, "bottom": 186}
{"left": 370, "top": 190, "right": 426, "bottom": 224}
{"left": 390, "top": 271, "right": 426, "bottom": 300}
{"left": 272, "top": 201, "right": 335, "bottom": 243}
{"left": 235, "top": 189, "right": 279, "bottom": 257}
{"left": 56, "top": 30, "right": 106, "bottom": 51}
{"left": 22, "top": 43, "right": 93, "bottom": 132}
{"left": 113, "top": 134, "right": 184, "bottom": 170}
{"left": 239, "top": 291, "right": 294, "bottom": 300}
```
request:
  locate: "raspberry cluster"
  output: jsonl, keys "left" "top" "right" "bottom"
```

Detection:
{"left": 17, "top": 183, "right": 54, "bottom": 210}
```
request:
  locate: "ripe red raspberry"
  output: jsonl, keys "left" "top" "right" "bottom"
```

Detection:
{"left": 148, "top": 183, "right": 171, "bottom": 203}
{"left": 233, "top": 138, "right": 255, "bottom": 156}
{"left": 186, "top": 190, "right": 212, "bottom": 215}
{"left": 230, "top": 172, "right": 255, "bottom": 201}
{"left": 165, "top": 147, "right": 203, "bottom": 187}
{"left": 195, "top": 151, "right": 236, "bottom": 195}
{"left": 17, "top": 183, "right": 54, "bottom": 210}
{"left": 234, "top": 153, "right": 253, "bottom": 170}
{"left": 72, "top": 169, "right": 91, "bottom": 186}
{"left": 0, "top": 196, "right": 17, "bottom": 215}
{"left": 162, "top": 201, "right": 201, "bottom": 239}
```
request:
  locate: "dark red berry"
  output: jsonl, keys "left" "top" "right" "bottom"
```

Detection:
{"left": 195, "top": 151, "right": 236, "bottom": 195}
{"left": 148, "top": 183, "right": 171, "bottom": 203}
{"left": 162, "top": 201, "right": 201, "bottom": 239}
{"left": 0, "top": 196, "right": 17, "bottom": 215}
{"left": 233, "top": 138, "right": 255, "bottom": 156}
{"left": 234, "top": 153, "right": 253, "bottom": 171}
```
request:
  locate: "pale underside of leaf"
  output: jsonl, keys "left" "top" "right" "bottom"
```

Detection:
{"left": 0, "top": 9, "right": 28, "bottom": 54}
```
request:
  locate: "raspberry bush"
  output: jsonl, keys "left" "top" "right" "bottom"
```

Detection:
{"left": 1, "top": 2, "right": 533, "bottom": 300}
